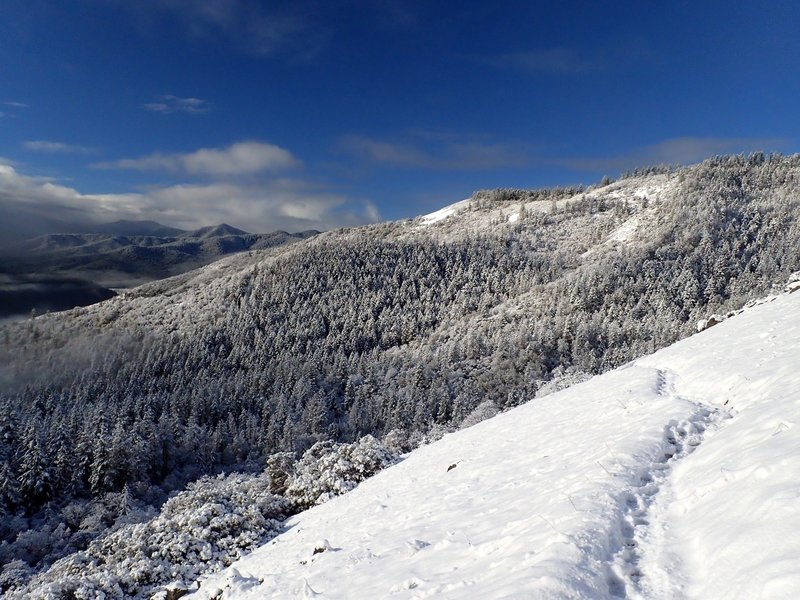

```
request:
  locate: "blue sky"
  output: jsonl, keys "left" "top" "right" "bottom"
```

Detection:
{"left": 1, "top": 1, "right": 798, "bottom": 233}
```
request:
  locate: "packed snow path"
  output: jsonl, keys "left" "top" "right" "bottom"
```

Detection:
{"left": 189, "top": 291, "right": 800, "bottom": 600}
{"left": 609, "top": 371, "right": 729, "bottom": 599}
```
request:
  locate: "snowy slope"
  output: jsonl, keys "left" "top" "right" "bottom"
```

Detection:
{"left": 187, "top": 290, "right": 800, "bottom": 599}
{"left": 418, "top": 198, "right": 471, "bottom": 225}
{"left": 403, "top": 173, "right": 676, "bottom": 246}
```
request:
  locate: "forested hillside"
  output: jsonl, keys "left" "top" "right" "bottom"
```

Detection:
{"left": 1, "top": 153, "right": 799, "bottom": 593}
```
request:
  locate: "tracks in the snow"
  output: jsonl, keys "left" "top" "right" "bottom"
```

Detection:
{"left": 608, "top": 369, "right": 729, "bottom": 599}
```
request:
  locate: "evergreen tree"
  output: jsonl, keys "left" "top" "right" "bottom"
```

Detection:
{"left": 17, "top": 423, "right": 53, "bottom": 512}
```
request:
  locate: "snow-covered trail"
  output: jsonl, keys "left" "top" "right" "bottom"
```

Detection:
{"left": 634, "top": 294, "right": 800, "bottom": 600}
{"left": 188, "top": 291, "right": 800, "bottom": 600}
{"left": 609, "top": 370, "right": 730, "bottom": 599}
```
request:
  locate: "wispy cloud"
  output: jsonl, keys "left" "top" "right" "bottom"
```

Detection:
{"left": 117, "top": 0, "right": 323, "bottom": 59}
{"left": 143, "top": 94, "right": 213, "bottom": 114}
{"left": 0, "top": 163, "right": 377, "bottom": 235}
{"left": 339, "top": 133, "right": 529, "bottom": 170}
{"left": 94, "top": 141, "right": 300, "bottom": 177}
{"left": 556, "top": 137, "right": 790, "bottom": 173}
{"left": 340, "top": 136, "right": 429, "bottom": 167}
{"left": 23, "top": 140, "right": 96, "bottom": 155}
{"left": 0, "top": 101, "right": 27, "bottom": 119}
{"left": 489, "top": 48, "right": 597, "bottom": 74}
{"left": 486, "top": 39, "right": 649, "bottom": 76}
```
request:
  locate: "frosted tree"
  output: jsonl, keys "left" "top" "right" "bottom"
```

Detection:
{"left": 17, "top": 424, "right": 53, "bottom": 512}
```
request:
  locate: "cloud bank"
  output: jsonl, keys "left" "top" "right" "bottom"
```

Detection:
{"left": 0, "top": 163, "right": 377, "bottom": 238}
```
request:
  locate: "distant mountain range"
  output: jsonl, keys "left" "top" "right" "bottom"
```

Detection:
{"left": 84, "top": 219, "right": 187, "bottom": 237}
{"left": 0, "top": 205, "right": 183, "bottom": 241}
{"left": 0, "top": 220, "right": 319, "bottom": 317}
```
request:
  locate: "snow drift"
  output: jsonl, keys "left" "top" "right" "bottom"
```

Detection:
{"left": 188, "top": 289, "right": 800, "bottom": 599}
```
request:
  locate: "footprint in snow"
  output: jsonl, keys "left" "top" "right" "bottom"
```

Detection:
{"left": 609, "top": 404, "right": 726, "bottom": 599}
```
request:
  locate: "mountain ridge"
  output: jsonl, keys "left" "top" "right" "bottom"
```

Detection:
{"left": 2, "top": 153, "right": 800, "bottom": 596}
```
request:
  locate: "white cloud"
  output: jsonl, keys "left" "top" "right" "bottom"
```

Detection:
{"left": 134, "top": 180, "right": 376, "bottom": 231}
{"left": 2, "top": 101, "right": 28, "bottom": 108}
{"left": 23, "top": 140, "right": 96, "bottom": 154}
{"left": 94, "top": 141, "right": 300, "bottom": 177}
{"left": 0, "top": 164, "right": 377, "bottom": 235}
{"left": 143, "top": 95, "right": 213, "bottom": 114}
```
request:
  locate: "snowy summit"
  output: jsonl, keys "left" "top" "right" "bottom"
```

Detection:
{"left": 189, "top": 287, "right": 800, "bottom": 599}
{"left": 418, "top": 199, "right": 471, "bottom": 226}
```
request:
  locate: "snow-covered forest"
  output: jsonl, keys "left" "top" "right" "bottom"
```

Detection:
{"left": 1, "top": 153, "right": 800, "bottom": 596}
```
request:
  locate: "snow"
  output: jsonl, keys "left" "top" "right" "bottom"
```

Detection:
{"left": 634, "top": 294, "right": 800, "bottom": 599}
{"left": 601, "top": 180, "right": 675, "bottom": 249}
{"left": 606, "top": 213, "right": 641, "bottom": 245}
{"left": 633, "top": 182, "right": 667, "bottom": 201}
{"left": 188, "top": 290, "right": 800, "bottom": 600}
{"left": 418, "top": 199, "right": 471, "bottom": 225}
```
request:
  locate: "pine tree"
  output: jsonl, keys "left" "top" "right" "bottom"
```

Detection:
{"left": 17, "top": 423, "right": 53, "bottom": 512}
{"left": 89, "top": 421, "right": 113, "bottom": 494}
{"left": 0, "top": 459, "right": 20, "bottom": 512}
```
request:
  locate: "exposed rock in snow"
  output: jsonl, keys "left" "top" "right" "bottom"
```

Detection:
{"left": 785, "top": 270, "right": 800, "bottom": 293}
{"left": 696, "top": 313, "right": 726, "bottom": 332}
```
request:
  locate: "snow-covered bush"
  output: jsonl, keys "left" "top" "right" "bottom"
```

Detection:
{"left": 383, "top": 428, "right": 414, "bottom": 454}
{"left": 459, "top": 399, "right": 500, "bottom": 429}
{"left": 4, "top": 435, "right": 400, "bottom": 598}
{"left": 7, "top": 472, "right": 290, "bottom": 600}
{"left": 786, "top": 270, "right": 800, "bottom": 293}
{"left": 0, "top": 560, "right": 31, "bottom": 595}
{"left": 535, "top": 366, "right": 592, "bottom": 398}
{"left": 286, "top": 435, "right": 398, "bottom": 509}
{"left": 265, "top": 451, "right": 296, "bottom": 495}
